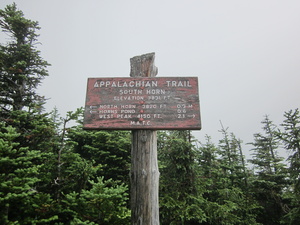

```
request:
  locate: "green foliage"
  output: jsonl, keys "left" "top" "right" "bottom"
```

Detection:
{"left": 279, "top": 109, "right": 300, "bottom": 187}
{"left": 204, "top": 187, "right": 260, "bottom": 225}
{"left": 3, "top": 110, "right": 56, "bottom": 150}
{"left": 41, "top": 109, "right": 101, "bottom": 202}
{"left": 0, "top": 3, "right": 133, "bottom": 224}
{"left": 249, "top": 116, "right": 284, "bottom": 174}
{"left": 67, "top": 128, "right": 131, "bottom": 184}
{"left": 277, "top": 109, "right": 300, "bottom": 225}
{"left": 218, "top": 124, "right": 247, "bottom": 188}
{"left": 159, "top": 131, "right": 207, "bottom": 224}
{"left": 0, "top": 122, "right": 57, "bottom": 224}
{"left": 62, "top": 177, "right": 130, "bottom": 224}
{"left": 248, "top": 116, "right": 288, "bottom": 225}
{"left": 2, "top": 4, "right": 300, "bottom": 225}
{"left": 0, "top": 3, "right": 50, "bottom": 114}
{"left": 198, "top": 133, "right": 260, "bottom": 225}
{"left": 197, "top": 135, "right": 219, "bottom": 179}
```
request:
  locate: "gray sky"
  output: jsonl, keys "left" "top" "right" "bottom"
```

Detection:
{"left": 1, "top": 0, "right": 299, "bottom": 159}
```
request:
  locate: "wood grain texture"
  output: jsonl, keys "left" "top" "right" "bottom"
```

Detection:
{"left": 130, "top": 53, "right": 160, "bottom": 225}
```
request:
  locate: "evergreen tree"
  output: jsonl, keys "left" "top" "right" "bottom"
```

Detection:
{"left": 0, "top": 122, "right": 57, "bottom": 224}
{"left": 0, "top": 3, "right": 50, "bottom": 115}
{"left": 279, "top": 109, "right": 300, "bottom": 189}
{"left": 248, "top": 116, "right": 288, "bottom": 225}
{"left": 50, "top": 109, "right": 96, "bottom": 200}
{"left": 158, "top": 130, "right": 206, "bottom": 224}
{"left": 218, "top": 124, "right": 247, "bottom": 188}
{"left": 67, "top": 128, "right": 131, "bottom": 184}
{"left": 0, "top": 3, "right": 54, "bottom": 154}
{"left": 278, "top": 109, "right": 300, "bottom": 224}
{"left": 249, "top": 116, "right": 283, "bottom": 174}
{"left": 197, "top": 135, "right": 219, "bottom": 181}
{"left": 195, "top": 132, "right": 260, "bottom": 225}
{"left": 202, "top": 126, "right": 259, "bottom": 225}
{"left": 62, "top": 177, "right": 130, "bottom": 224}
{"left": 46, "top": 109, "right": 132, "bottom": 223}
{"left": 0, "top": 4, "right": 134, "bottom": 224}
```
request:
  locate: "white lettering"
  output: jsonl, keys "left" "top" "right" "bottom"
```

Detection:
{"left": 120, "top": 109, "right": 136, "bottom": 113}
{"left": 146, "top": 89, "right": 166, "bottom": 95}
{"left": 94, "top": 80, "right": 158, "bottom": 88}
{"left": 130, "top": 121, "right": 151, "bottom": 125}
{"left": 99, "top": 110, "right": 117, "bottom": 114}
{"left": 99, "top": 114, "right": 114, "bottom": 119}
{"left": 117, "top": 114, "right": 132, "bottom": 118}
{"left": 166, "top": 80, "right": 192, "bottom": 87}
{"left": 99, "top": 105, "right": 118, "bottom": 109}
{"left": 114, "top": 96, "right": 144, "bottom": 101}
{"left": 121, "top": 105, "right": 136, "bottom": 109}
{"left": 119, "top": 89, "right": 143, "bottom": 95}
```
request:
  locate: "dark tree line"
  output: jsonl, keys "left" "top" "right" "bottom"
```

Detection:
{"left": 1, "top": 3, "right": 300, "bottom": 224}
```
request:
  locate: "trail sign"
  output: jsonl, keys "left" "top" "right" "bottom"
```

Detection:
{"left": 83, "top": 53, "right": 201, "bottom": 225}
{"left": 83, "top": 77, "right": 201, "bottom": 130}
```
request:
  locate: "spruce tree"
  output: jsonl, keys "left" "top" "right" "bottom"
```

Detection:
{"left": 218, "top": 124, "right": 247, "bottom": 188}
{"left": 0, "top": 3, "right": 50, "bottom": 115}
{"left": 277, "top": 109, "right": 300, "bottom": 224}
{"left": 202, "top": 125, "right": 259, "bottom": 225}
{"left": 279, "top": 109, "right": 300, "bottom": 189}
{"left": 248, "top": 116, "right": 288, "bottom": 225}
{"left": 158, "top": 130, "right": 206, "bottom": 224}
{"left": 0, "top": 123, "right": 57, "bottom": 224}
{"left": 62, "top": 177, "right": 130, "bottom": 224}
{"left": 197, "top": 135, "right": 219, "bottom": 180}
{"left": 0, "top": 3, "right": 53, "bottom": 152}
{"left": 67, "top": 128, "right": 131, "bottom": 184}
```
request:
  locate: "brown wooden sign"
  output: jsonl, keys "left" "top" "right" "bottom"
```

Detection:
{"left": 83, "top": 77, "right": 201, "bottom": 130}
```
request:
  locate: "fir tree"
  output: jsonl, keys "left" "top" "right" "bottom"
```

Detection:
{"left": 218, "top": 123, "right": 247, "bottom": 188}
{"left": 248, "top": 115, "right": 288, "bottom": 225}
{"left": 278, "top": 109, "right": 300, "bottom": 225}
{"left": 0, "top": 3, "right": 50, "bottom": 115}
{"left": 62, "top": 177, "right": 130, "bottom": 224}
{"left": 0, "top": 122, "right": 57, "bottom": 224}
{"left": 207, "top": 126, "right": 259, "bottom": 225}
{"left": 67, "top": 128, "right": 131, "bottom": 184}
{"left": 158, "top": 130, "right": 206, "bottom": 224}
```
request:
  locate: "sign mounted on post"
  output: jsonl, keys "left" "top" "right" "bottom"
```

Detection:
{"left": 83, "top": 77, "right": 201, "bottom": 130}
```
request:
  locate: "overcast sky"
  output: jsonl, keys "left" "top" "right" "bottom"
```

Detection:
{"left": 1, "top": 0, "right": 299, "bottom": 159}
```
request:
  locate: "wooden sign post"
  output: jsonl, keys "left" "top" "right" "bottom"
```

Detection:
{"left": 129, "top": 53, "right": 159, "bottom": 225}
{"left": 83, "top": 52, "right": 201, "bottom": 225}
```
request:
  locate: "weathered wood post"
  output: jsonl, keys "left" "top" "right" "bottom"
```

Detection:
{"left": 130, "top": 53, "right": 160, "bottom": 225}
{"left": 83, "top": 53, "right": 201, "bottom": 225}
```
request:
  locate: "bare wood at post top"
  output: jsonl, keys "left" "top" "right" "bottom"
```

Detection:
{"left": 130, "top": 52, "right": 160, "bottom": 225}
{"left": 130, "top": 52, "right": 158, "bottom": 78}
